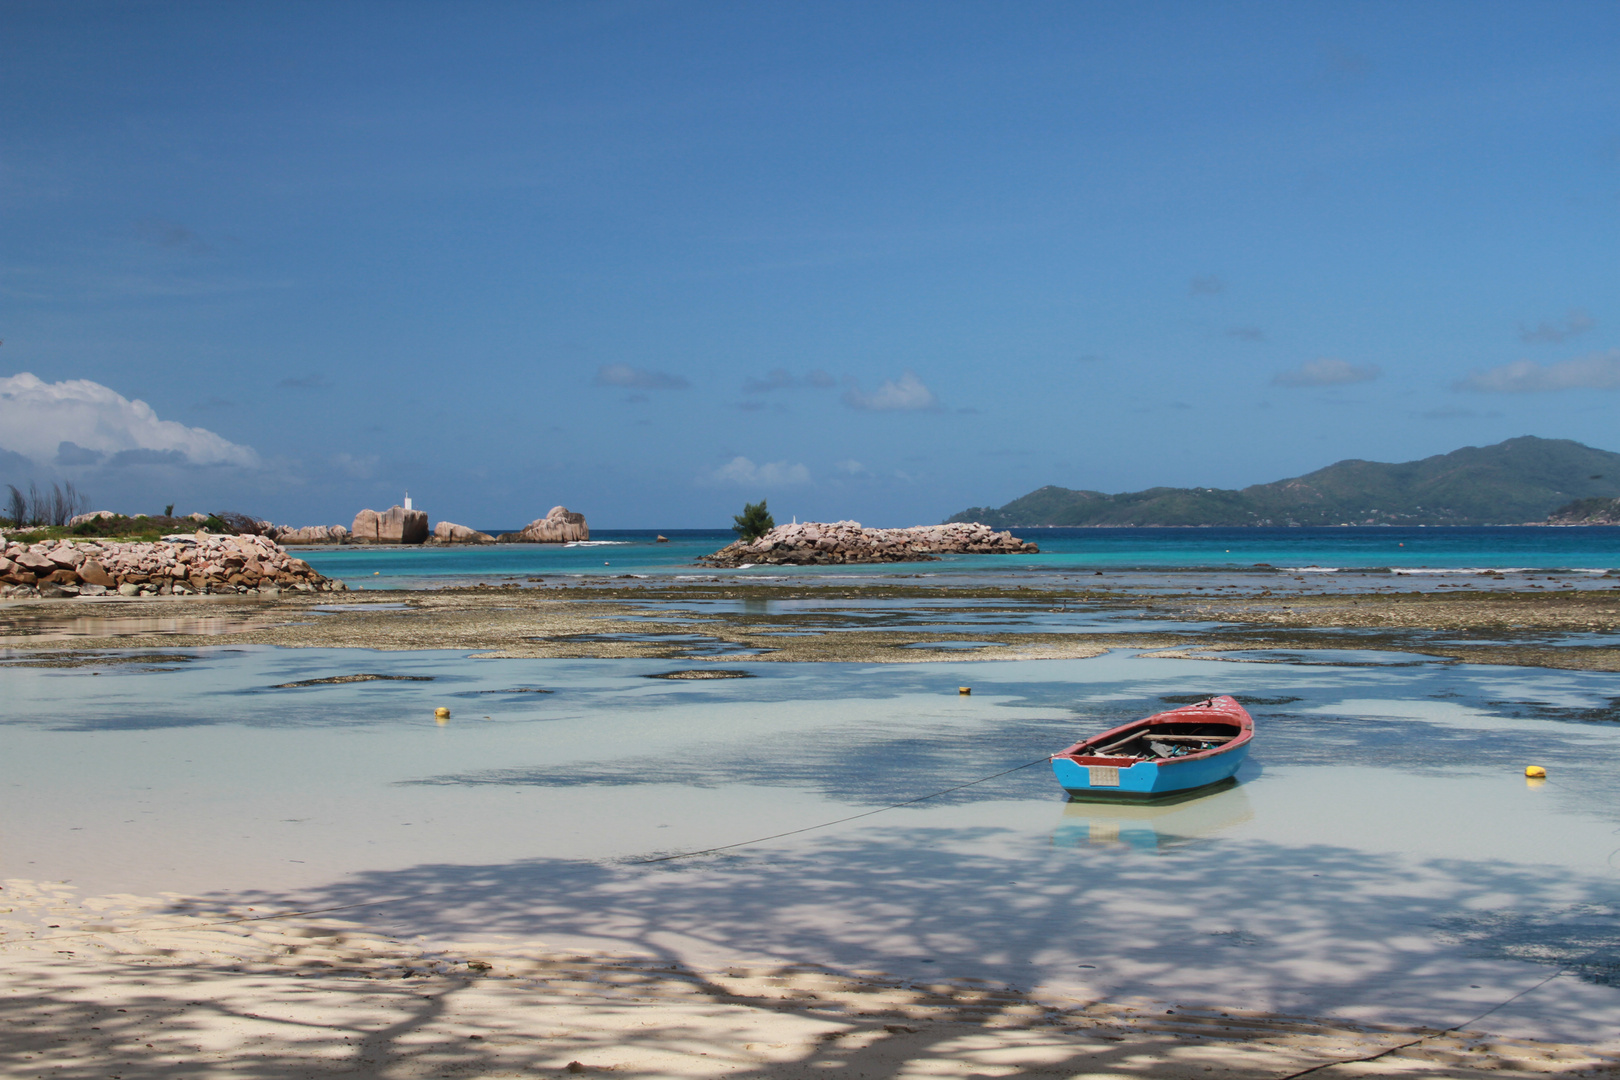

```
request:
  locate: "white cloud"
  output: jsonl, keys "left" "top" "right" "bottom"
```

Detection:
{"left": 834, "top": 459, "right": 867, "bottom": 475}
{"left": 594, "top": 364, "right": 689, "bottom": 390}
{"left": 1271, "top": 358, "right": 1381, "bottom": 387}
{"left": 1519, "top": 309, "right": 1594, "bottom": 344}
{"left": 743, "top": 368, "right": 837, "bottom": 393}
{"left": 0, "top": 372, "right": 259, "bottom": 467}
{"left": 331, "top": 452, "right": 379, "bottom": 479}
{"left": 842, "top": 371, "right": 942, "bottom": 411}
{"left": 135, "top": 217, "right": 214, "bottom": 256}
{"left": 742, "top": 368, "right": 795, "bottom": 393}
{"left": 708, "top": 456, "right": 811, "bottom": 487}
{"left": 1455, "top": 350, "right": 1620, "bottom": 393}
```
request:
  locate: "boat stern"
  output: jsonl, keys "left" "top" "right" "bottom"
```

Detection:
{"left": 1051, "top": 755, "right": 1164, "bottom": 797}
{"left": 1052, "top": 743, "right": 1250, "bottom": 800}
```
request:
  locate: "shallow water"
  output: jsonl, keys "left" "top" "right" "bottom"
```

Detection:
{"left": 628, "top": 595, "right": 1219, "bottom": 635}
{"left": 3, "top": 644, "right": 1618, "bottom": 1041}
{"left": 0, "top": 611, "right": 284, "bottom": 642}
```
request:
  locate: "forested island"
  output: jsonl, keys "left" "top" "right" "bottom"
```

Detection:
{"left": 948, "top": 437, "right": 1620, "bottom": 528}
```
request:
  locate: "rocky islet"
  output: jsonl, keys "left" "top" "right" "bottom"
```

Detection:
{"left": 496, "top": 506, "right": 590, "bottom": 544}
{"left": 272, "top": 523, "right": 351, "bottom": 545}
{"left": 273, "top": 504, "right": 585, "bottom": 545}
{"left": 350, "top": 505, "right": 430, "bottom": 544}
{"left": 432, "top": 521, "right": 495, "bottom": 544}
{"left": 700, "top": 520, "right": 1038, "bottom": 566}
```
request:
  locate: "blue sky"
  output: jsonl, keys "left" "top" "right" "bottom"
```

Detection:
{"left": 2, "top": 1, "right": 1616, "bottom": 528}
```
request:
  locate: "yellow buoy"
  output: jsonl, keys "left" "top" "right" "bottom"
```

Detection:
{"left": 1524, "top": 765, "right": 1546, "bottom": 778}
{"left": 435, "top": 707, "right": 450, "bottom": 721}
{"left": 959, "top": 687, "right": 971, "bottom": 695}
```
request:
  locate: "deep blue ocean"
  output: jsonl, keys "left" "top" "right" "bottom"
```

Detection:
{"left": 295, "top": 526, "right": 1620, "bottom": 586}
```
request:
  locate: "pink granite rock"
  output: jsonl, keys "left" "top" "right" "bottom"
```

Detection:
{"left": 351, "top": 506, "right": 428, "bottom": 544}
{"left": 508, "top": 506, "right": 589, "bottom": 543}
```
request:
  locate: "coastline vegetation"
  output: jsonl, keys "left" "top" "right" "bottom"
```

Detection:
{"left": 1548, "top": 496, "right": 1620, "bottom": 525}
{"left": 1, "top": 515, "right": 220, "bottom": 545}
{"left": 2, "top": 507, "right": 263, "bottom": 545}
{"left": 5, "top": 480, "right": 89, "bottom": 528}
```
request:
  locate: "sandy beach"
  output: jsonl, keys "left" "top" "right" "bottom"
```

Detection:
{"left": 4, "top": 879, "right": 1613, "bottom": 1079}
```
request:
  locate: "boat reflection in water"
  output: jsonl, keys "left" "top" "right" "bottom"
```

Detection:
{"left": 1052, "top": 779, "right": 1254, "bottom": 854}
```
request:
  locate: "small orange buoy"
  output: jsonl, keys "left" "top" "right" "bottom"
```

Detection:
{"left": 959, "top": 687, "right": 971, "bottom": 695}
{"left": 434, "top": 707, "right": 450, "bottom": 721}
{"left": 1524, "top": 765, "right": 1546, "bottom": 778}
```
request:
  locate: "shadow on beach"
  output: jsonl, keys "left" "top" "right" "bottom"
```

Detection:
{"left": 5, "top": 823, "right": 1620, "bottom": 1076}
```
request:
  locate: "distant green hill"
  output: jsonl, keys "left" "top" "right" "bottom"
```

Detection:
{"left": 1548, "top": 496, "right": 1620, "bottom": 525}
{"left": 947, "top": 437, "right": 1620, "bottom": 527}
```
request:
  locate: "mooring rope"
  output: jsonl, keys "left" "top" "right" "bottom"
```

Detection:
{"left": 1272, "top": 965, "right": 1585, "bottom": 1080}
{"left": 632, "top": 754, "right": 1055, "bottom": 864}
{"left": 1273, "top": 829, "right": 1620, "bottom": 1079}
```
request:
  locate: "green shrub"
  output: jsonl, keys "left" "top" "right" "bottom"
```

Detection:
{"left": 732, "top": 499, "right": 775, "bottom": 543}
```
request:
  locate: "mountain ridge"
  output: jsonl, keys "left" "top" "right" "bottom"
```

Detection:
{"left": 946, "top": 437, "right": 1620, "bottom": 528}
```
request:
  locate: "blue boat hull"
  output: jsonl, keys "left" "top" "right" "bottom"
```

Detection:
{"left": 1052, "top": 741, "right": 1250, "bottom": 800}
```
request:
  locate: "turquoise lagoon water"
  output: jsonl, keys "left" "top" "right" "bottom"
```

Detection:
{"left": 297, "top": 526, "right": 1620, "bottom": 586}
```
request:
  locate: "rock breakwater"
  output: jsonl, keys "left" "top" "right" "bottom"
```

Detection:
{"left": 700, "top": 520, "right": 1038, "bottom": 566}
{"left": 0, "top": 534, "right": 339, "bottom": 598}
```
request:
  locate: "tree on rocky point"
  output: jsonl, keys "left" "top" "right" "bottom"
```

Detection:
{"left": 733, "top": 499, "right": 774, "bottom": 542}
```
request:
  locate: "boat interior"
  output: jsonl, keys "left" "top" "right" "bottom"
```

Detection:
{"left": 1067, "top": 720, "right": 1241, "bottom": 763}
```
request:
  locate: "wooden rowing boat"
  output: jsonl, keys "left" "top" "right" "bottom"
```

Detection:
{"left": 1050, "top": 695, "right": 1254, "bottom": 800}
